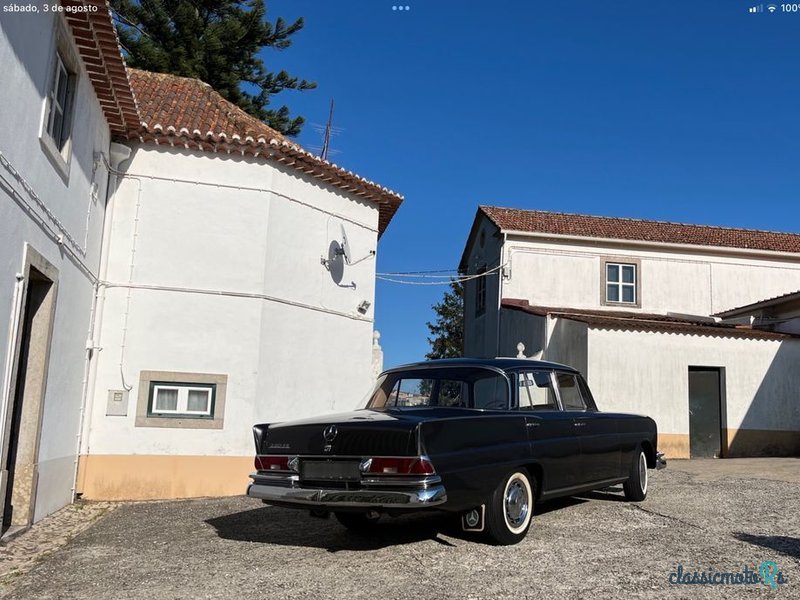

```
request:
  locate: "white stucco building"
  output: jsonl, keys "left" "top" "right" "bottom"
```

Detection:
{"left": 460, "top": 206, "right": 800, "bottom": 460}
{"left": 77, "top": 69, "right": 402, "bottom": 500}
{"left": 1, "top": 2, "right": 402, "bottom": 520}
{"left": 0, "top": 2, "right": 139, "bottom": 532}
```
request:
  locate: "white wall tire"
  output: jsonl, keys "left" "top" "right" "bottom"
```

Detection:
{"left": 486, "top": 470, "right": 534, "bottom": 545}
{"left": 623, "top": 449, "right": 648, "bottom": 502}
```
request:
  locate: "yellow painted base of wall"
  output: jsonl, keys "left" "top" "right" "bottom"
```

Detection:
{"left": 77, "top": 455, "right": 253, "bottom": 501}
{"left": 659, "top": 430, "right": 800, "bottom": 460}
{"left": 726, "top": 429, "right": 800, "bottom": 457}
{"left": 658, "top": 434, "right": 690, "bottom": 459}
{"left": 77, "top": 430, "right": 800, "bottom": 501}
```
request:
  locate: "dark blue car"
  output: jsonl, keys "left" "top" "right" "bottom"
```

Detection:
{"left": 247, "top": 358, "right": 666, "bottom": 545}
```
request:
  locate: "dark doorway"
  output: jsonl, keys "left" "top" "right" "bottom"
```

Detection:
{"left": 2, "top": 267, "right": 55, "bottom": 534}
{"left": 688, "top": 367, "right": 725, "bottom": 458}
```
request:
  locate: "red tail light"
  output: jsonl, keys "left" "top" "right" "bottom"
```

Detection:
{"left": 255, "top": 455, "right": 289, "bottom": 471}
{"left": 362, "top": 457, "right": 436, "bottom": 476}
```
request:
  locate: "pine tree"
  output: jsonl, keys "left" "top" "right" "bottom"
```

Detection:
{"left": 425, "top": 280, "right": 464, "bottom": 360}
{"left": 111, "top": 0, "right": 316, "bottom": 136}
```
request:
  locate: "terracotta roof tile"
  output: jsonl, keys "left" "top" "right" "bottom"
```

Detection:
{"left": 126, "top": 68, "right": 402, "bottom": 235}
{"left": 62, "top": 0, "right": 139, "bottom": 136}
{"left": 481, "top": 206, "right": 800, "bottom": 254}
{"left": 501, "top": 299, "right": 791, "bottom": 340}
{"left": 714, "top": 289, "right": 800, "bottom": 318}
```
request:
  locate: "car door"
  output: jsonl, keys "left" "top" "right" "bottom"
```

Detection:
{"left": 554, "top": 372, "right": 622, "bottom": 484}
{"left": 516, "top": 370, "right": 581, "bottom": 492}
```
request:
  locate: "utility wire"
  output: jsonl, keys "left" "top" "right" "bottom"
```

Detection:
{"left": 377, "top": 268, "right": 459, "bottom": 275}
{"left": 377, "top": 263, "right": 505, "bottom": 285}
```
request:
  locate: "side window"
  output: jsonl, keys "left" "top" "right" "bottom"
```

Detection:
{"left": 473, "top": 377, "right": 507, "bottom": 410}
{"left": 517, "top": 371, "right": 558, "bottom": 410}
{"left": 556, "top": 373, "right": 588, "bottom": 411}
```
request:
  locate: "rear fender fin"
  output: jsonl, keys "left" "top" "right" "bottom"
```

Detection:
{"left": 253, "top": 423, "right": 270, "bottom": 453}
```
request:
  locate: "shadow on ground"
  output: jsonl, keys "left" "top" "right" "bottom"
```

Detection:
{"left": 734, "top": 533, "right": 800, "bottom": 559}
{"left": 205, "top": 505, "right": 468, "bottom": 551}
{"left": 205, "top": 493, "right": 612, "bottom": 550}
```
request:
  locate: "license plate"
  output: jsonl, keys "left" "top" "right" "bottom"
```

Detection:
{"left": 301, "top": 461, "right": 360, "bottom": 481}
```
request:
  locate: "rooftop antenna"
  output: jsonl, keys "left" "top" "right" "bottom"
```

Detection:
{"left": 321, "top": 99, "right": 335, "bottom": 161}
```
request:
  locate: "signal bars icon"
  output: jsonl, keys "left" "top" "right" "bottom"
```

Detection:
{"left": 749, "top": 4, "right": 778, "bottom": 11}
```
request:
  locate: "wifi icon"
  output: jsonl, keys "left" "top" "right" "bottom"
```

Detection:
{"left": 767, "top": 3, "right": 778, "bottom": 11}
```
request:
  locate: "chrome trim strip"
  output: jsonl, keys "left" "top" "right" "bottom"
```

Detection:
{"left": 251, "top": 470, "right": 441, "bottom": 489}
{"left": 246, "top": 483, "right": 447, "bottom": 508}
{"left": 360, "top": 475, "right": 442, "bottom": 488}
{"left": 250, "top": 472, "right": 299, "bottom": 484}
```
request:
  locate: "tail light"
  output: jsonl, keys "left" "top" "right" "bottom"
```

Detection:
{"left": 360, "top": 456, "right": 436, "bottom": 476}
{"left": 255, "top": 456, "right": 298, "bottom": 472}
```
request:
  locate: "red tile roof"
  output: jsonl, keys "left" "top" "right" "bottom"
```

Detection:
{"left": 480, "top": 206, "right": 800, "bottom": 254}
{"left": 62, "top": 0, "right": 139, "bottom": 137}
{"left": 714, "top": 290, "right": 800, "bottom": 318}
{"left": 501, "top": 299, "right": 791, "bottom": 340}
{"left": 128, "top": 69, "right": 290, "bottom": 146}
{"left": 125, "top": 68, "right": 402, "bottom": 235}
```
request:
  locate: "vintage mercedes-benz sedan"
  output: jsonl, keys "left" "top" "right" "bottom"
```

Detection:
{"left": 247, "top": 358, "right": 666, "bottom": 544}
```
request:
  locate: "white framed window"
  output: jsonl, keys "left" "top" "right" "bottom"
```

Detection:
{"left": 45, "top": 53, "right": 75, "bottom": 152}
{"left": 40, "top": 27, "right": 79, "bottom": 177}
{"left": 605, "top": 262, "right": 637, "bottom": 304}
{"left": 149, "top": 382, "right": 215, "bottom": 418}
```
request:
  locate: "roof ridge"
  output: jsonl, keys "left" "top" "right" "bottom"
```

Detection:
{"left": 480, "top": 205, "right": 800, "bottom": 238}
{"left": 128, "top": 67, "right": 213, "bottom": 89}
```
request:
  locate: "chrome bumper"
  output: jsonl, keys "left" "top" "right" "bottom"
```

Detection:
{"left": 247, "top": 479, "right": 447, "bottom": 508}
{"left": 655, "top": 451, "right": 667, "bottom": 470}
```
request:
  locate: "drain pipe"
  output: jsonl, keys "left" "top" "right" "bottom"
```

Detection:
{"left": 71, "top": 142, "right": 131, "bottom": 500}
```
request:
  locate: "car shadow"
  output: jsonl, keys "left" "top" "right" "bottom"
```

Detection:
{"left": 208, "top": 491, "right": 626, "bottom": 550}
{"left": 734, "top": 533, "right": 800, "bottom": 559}
{"left": 205, "top": 505, "right": 471, "bottom": 551}
{"left": 576, "top": 486, "right": 629, "bottom": 503}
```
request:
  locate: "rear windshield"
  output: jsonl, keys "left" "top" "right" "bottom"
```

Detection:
{"left": 366, "top": 367, "right": 509, "bottom": 410}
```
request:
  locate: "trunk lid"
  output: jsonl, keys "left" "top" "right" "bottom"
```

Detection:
{"left": 256, "top": 409, "right": 427, "bottom": 456}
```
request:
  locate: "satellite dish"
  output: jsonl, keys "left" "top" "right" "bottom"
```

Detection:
{"left": 327, "top": 240, "right": 344, "bottom": 284}
{"left": 340, "top": 224, "right": 352, "bottom": 265}
{"left": 339, "top": 223, "right": 376, "bottom": 266}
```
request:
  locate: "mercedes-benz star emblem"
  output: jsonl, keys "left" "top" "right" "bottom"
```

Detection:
{"left": 323, "top": 424, "right": 338, "bottom": 442}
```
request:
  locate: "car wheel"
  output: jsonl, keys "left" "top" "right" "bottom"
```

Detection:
{"left": 485, "top": 470, "right": 534, "bottom": 545}
{"left": 334, "top": 511, "right": 381, "bottom": 532}
{"left": 623, "top": 447, "right": 648, "bottom": 502}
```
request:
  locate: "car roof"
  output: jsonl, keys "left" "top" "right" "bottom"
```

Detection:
{"left": 382, "top": 357, "right": 579, "bottom": 374}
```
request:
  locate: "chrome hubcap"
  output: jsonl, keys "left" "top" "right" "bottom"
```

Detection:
{"left": 505, "top": 480, "right": 529, "bottom": 527}
{"left": 639, "top": 452, "right": 648, "bottom": 495}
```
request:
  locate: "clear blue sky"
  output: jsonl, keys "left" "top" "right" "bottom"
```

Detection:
{"left": 268, "top": 0, "right": 800, "bottom": 368}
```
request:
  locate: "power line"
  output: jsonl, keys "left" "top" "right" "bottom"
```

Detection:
{"left": 377, "top": 263, "right": 505, "bottom": 285}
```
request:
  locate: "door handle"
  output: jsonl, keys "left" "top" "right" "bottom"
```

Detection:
{"left": 573, "top": 422, "right": 586, "bottom": 427}
{"left": 526, "top": 422, "right": 540, "bottom": 428}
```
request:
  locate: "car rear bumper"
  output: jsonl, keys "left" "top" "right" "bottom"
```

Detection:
{"left": 247, "top": 473, "right": 447, "bottom": 508}
{"left": 247, "top": 481, "right": 447, "bottom": 508}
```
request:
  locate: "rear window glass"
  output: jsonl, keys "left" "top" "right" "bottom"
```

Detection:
{"left": 367, "top": 368, "right": 509, "bottom": 410}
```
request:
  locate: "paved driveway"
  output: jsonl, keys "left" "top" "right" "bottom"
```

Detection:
{"left": 1, "top": 459, "right": 798, "bottom": 599}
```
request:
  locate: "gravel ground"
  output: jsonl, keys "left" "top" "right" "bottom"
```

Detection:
{"left": 1, "top": 461, "right": 798, "bottom": 599}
